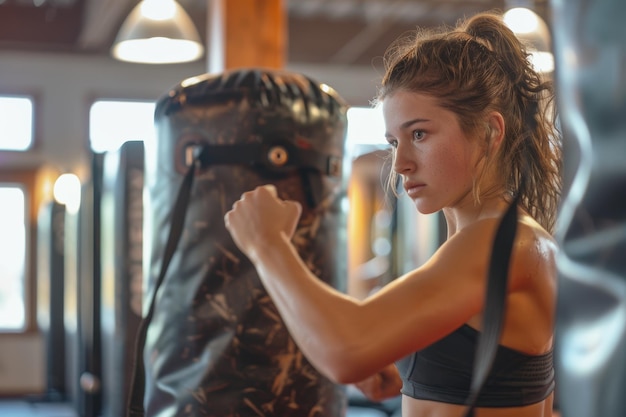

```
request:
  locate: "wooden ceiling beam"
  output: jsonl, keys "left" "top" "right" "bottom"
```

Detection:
{"left": 0, "top": 2, "right": 84, "bottom": 46}
{"left": 207, "top": 0, "right": 286, "bottom": 72}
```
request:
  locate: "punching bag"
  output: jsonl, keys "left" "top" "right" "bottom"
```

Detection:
{"left": 551, "top": 0, "right": 626, "bottom": 416}
{"left": 143, "top": 69, "right": 348, "bottom": 417}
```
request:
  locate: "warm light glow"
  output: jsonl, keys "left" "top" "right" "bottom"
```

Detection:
{"left": 111, "top": 0, "right": 204, "bottom": 64}
{"left": 180, "top": 76, "right": 205, "bottom": 88}
{"left": 503, "top": 7, "right": 540, "bottom": 34}
{"left": 112, "top": 37, "right": 203, "bottom": 64}
{"left": 530, "top": 50, "right": 555, "bottom": 73}
{"left": 140, "top": 0, "right": 177, "bottom": 20}
{"left": 53, "top": 174, "right": 81, "bottom": 214}
{"left": 503, "top": 7, "right": 553, "bottom": 73}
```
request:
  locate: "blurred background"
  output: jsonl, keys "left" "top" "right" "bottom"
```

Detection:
{"left": 0, "top": 1, "right": 553, "bottom": 416}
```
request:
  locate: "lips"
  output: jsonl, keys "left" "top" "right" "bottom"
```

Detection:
{"left": 404, "top": 181, "right": 426, "bottom": 197}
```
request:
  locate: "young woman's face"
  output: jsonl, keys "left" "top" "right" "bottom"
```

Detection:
{"left": 383, "top": 90, "right": 485, "bottom": 214}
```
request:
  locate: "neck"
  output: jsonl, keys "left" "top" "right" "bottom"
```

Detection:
{"left": 443, "top": 195, "right": 511, "bottom": 238}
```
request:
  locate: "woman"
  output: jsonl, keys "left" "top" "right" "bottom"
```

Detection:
{"left": 224, "top": 11, "right": 561, "bottom": 417}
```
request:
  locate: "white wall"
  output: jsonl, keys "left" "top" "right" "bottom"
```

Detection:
{"left": 0, "top": 333, "right": 45, "bottom": 395}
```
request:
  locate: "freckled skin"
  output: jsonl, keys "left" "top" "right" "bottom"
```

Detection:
{"left": 383, "top": 90, "right": 483, "bottom": 217}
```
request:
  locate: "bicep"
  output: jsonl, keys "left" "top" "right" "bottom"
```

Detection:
{"left": 354, "top": 234, "right": 492, "bottom": 366}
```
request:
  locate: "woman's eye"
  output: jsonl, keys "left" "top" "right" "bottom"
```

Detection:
{"left": 386, "top": 139, "right": 398, "bottom": 148}
{"left": 412, "top": 130, "right": 425, "bottom": 141}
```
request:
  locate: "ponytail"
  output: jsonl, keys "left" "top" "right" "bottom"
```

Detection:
{"left": 379, "top": 10, "right": 561, "bottom": 232}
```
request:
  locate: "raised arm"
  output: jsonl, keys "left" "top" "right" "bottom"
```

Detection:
{"left": 224, "top": 185, "right": 516, "bottom": 383}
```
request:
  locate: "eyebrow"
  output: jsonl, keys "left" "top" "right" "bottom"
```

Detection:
{"left": 384, "top": 117, "right": 431, "bottom": 138}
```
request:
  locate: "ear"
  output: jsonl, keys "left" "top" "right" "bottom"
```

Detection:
{"left": 486, "top": 111, "right": 505, "bottom": 151}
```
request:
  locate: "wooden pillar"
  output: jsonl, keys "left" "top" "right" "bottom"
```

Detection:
{"left": 207, "top": 0, "right": 285, "bottom": 73}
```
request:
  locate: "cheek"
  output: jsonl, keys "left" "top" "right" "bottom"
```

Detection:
{"left": 432, "top": 147, "right": 472, "bottom": 181}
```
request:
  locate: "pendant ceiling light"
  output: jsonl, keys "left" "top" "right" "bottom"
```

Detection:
{"left": 112, "top": 0, "right": 204, "bottom": 64}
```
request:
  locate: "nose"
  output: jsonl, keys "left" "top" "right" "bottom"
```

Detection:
{"left": 393, "top": 142, "right": 415, "bottom": 175}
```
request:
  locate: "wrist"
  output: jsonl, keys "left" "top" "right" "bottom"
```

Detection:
{"left": 247, "top": 232, "right": 293, "bottom": 266}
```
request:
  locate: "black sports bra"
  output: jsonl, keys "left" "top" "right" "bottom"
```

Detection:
{"left": 396, "top": 324, "right": 555, "bottom": 407}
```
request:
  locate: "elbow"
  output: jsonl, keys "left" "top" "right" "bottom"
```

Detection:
{"left": 327, "top": 368, "right": 367, "bottom": 385}
{"left": 319, "top": 364, "right": 366, "bottom": 385}
{"left": 313, "top": 348, "right": 379, "bottom": 384}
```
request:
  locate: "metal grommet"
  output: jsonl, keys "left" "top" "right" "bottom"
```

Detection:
{"left": 184, "top": 143, "right": 204, "bottom": 167}
{"left": 267, "top": 145, "right": 289, "bottom": 167}
{"left": 328, "top": 156, "right": 342, "bottom": 177}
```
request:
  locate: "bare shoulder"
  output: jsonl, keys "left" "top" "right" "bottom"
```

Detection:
{"left": 433, "top": 216, "right": 516, "bottom": 264}
{"left": 434, "top": 213, "right": 558, "bottom": 352}
{"left": 506, "top": 214, "right": 558, "bottom": 352}
{"left": 430, "top": 213, "right": 557, "bottom": 289}
{"left": 423, "top": 217, "right": 517, "bottom": 290}
{"left": 512, "top": 214, "right": 558, "bottom": 287}
{"left": 371, "top": 212, "right": 557, "bottom": 354}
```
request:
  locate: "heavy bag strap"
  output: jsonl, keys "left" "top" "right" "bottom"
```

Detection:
{"left": 185, "top": 140, "right": 342, "bottom": 178}
{"left": 185, "top": 140, "right": 341, "bottom": 207}
{"left": 126, "top": 140, "right": 337, "bottom": 416}
{"left": 464, "top": 193, "right": 520, "bottom": 417}
{"left": 126, "top": 146, "right": 207, "bottom": 417}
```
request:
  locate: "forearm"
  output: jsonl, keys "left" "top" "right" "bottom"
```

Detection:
{"left": 249, "top": 233, "right": 375, "bottom": 383}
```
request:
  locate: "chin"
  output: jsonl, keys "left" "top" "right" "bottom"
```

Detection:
{"left": 412, "top": 200, "right": 440, "bottom": 216}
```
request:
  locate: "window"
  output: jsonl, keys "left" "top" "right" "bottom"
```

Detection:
{"left": 0, "top": 93, "right": 35, "bottom": 332}
{"left": 345, "top": 105, "right": 387, "bottom": 156}
{"left": 0, "top": 95, "right": 34, "bottom": 151}
{"left": 346, "top": 106, "right": 386, "bottom": 145}
{"left": 89, "top": 100, "right": 156, "bottom": 153}
{"left": 0, "top": 185, "right": 27, "bottom": 330}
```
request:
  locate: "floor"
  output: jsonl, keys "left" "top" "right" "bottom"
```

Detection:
{"left": 0, "top": 401, "right": 78, "bottom": 417}
{"left": 0, "top": 400, "right": 562, "bottom": 417}
{"left": 0, "top": 400, "right": 394, "bottom": 417}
